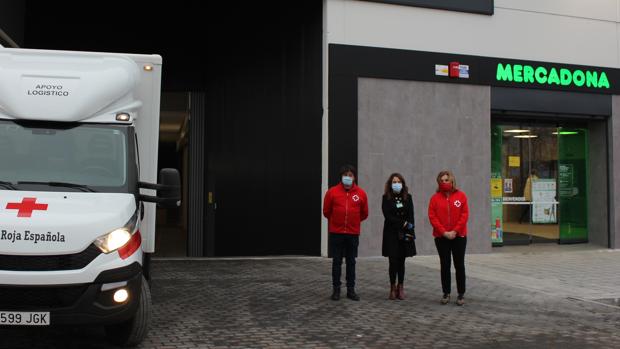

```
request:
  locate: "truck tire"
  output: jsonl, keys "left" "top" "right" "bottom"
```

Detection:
{"left": 105, "top": 276, "right": 151, "bottom": 347}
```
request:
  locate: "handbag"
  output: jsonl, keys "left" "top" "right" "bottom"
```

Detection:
{"left": 398, "top": 227, "right": 415, "bottom": 242}
{"left": 404, "top": 229, "right": 415, "bottom": 242}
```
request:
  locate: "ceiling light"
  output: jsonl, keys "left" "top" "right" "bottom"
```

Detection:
{"left": 551, "top": 131, "right": 578, "bottom": 135}
{"left": 503, "top": 129, "right": 530, "bottom": 133}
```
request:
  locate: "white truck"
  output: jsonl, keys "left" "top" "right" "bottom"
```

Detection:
{"left": 0, "top": 47, "right": 180, "bottom": 346}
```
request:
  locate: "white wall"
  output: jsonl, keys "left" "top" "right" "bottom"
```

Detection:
{"left": 326, "top": 0, "right": 620, "bottom": 67}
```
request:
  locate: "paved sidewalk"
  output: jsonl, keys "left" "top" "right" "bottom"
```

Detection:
{"left": 417, "top": 244, "right": 620, "bottom": 301}
{"left": 2, "top": 244, "right": 620, "bottom": 348}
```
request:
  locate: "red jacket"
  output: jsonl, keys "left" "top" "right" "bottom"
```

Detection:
{"left": 323, "top": 183, "right": 369, "bottom": 235}
{"left": 428, "top": 190, "right": 469, "bottom": 238}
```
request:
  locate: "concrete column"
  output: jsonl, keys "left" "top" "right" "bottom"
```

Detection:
{"left": 610, "top": 96, "right": 620, "bottom": 249}
{"left": 588, "top": 120, "right": 608, "bottom": 247}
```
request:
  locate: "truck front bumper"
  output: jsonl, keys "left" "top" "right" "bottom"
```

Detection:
{"left": 0, "top": 262, "right": 143, "bottom": 326}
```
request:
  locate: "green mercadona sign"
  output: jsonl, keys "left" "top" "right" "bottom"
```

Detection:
{"left": 496, "top": 63, "right": 610, "bottom": 89}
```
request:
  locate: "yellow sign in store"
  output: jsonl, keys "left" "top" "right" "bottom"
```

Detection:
{"left": 508, "top": 156, "right": 520, "bottom": 167}
{"left": 490, "top": 178, "right": 502, "bottom": 198}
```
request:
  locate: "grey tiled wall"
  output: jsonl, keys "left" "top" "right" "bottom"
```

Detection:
{"left": 357, "top": 78, "right": 492, "bottom": 256}
{"left": 611, "top": 96, "right": 620, "bottom": 249}
{"left": 588, "top": 120, "right": 608, "bottom": 248}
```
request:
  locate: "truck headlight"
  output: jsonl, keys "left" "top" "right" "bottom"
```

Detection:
{"left": 95, "top": 228, "right": 132, "bottom": 253}
{"left": 94, "top": 209, "right": 139, "bottom": 254}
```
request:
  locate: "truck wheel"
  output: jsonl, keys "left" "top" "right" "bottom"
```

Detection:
{"left": 105, "top": 276, "right": 151, "bottom": 347}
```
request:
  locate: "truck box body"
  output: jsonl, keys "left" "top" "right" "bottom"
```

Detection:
{"left": 0, "top": 48, "right": 167, "bottom": 344}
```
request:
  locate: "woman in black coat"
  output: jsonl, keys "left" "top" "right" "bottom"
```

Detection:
{"left": 381, "top": 173, "right": 416, "bottom": 300}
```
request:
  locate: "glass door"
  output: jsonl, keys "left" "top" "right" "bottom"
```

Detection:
{"left": 491, "top": 121, "right": 589, "bottom": 246}
{"left": 558, "top": 128, "right": 589, "bottom": 243}
{"left": 527, "top": 126, "right": 559, "bottom": 243}
{"left": 491, "top": 122, "right": 560, "bottom": 245}
{"left": 491, "top": 125, "right": 503, "bottom": 245}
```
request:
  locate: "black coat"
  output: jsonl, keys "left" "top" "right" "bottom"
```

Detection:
{"left": 381, "top": 193, "right": 416, "bottom": 258}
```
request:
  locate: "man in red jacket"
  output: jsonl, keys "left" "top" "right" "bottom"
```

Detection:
{"left": 323, "top": 164, "right": 368, "bottom": 301}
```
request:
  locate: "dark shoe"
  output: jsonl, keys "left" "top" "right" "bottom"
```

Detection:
{"left": 389, "top": 284, "right": 397, "bottom": 300}
{"left": 440, "top": 293, "right": 450, "bottom": 305}
{"left": 331, "top": 288, "right": 340, "bottom": 301}
{"left": 456, "top": 295, "right": 465, "bottom": 306}
{"left": 396, "top": 284, "right": 405, "bottom": 300}
{"left": 346, "top": 288, "right": 360, "bottom": 301}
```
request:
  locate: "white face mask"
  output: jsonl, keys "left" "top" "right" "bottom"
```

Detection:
{"left": 342, "top": 176, "right": 354, "bottom": 186}
{"left": 391, "top": 182, "right": 402, "bottom": 193}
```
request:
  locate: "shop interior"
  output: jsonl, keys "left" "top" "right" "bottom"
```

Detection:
{"left": 491, "top": 122, "right": 589, "bottom": 245}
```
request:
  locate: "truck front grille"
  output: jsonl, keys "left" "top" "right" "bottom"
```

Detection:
{"left": 0, "top": 285, "right": 88, "bottom": 310}
{"left": 0, "top": 244, "right": 102, "bottom": 271}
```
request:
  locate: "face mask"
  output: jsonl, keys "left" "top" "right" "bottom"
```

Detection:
{"left": 439, "top": 182, "right": 452, "bottom": 192}
{"left": 391, "top": 182, "right": 402, "bottom": 193}
{"left": 342, "top": 176, "right": 354, "bottom": 187}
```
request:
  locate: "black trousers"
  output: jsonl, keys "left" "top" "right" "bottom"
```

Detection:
{"left": 329, "top": 233, "right": 359, "bottom": 288}
{"left": 388, "top": 257, "right": 406, "bottom": 285}
{"left": 434, "top": 236, "right": 467, "bottom": 295}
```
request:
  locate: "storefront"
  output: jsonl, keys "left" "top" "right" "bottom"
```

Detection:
{"left": 326, "top": 43, "right": 619, "bottom": 256}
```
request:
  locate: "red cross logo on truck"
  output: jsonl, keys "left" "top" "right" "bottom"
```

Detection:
{"left": 6, "top": 197, "right": 48, "bottom": 217}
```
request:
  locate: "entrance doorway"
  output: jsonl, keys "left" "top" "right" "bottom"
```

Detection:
{"left": 491, "top": 121, "right": 589, "bottom": 245}
{"left": 154, "top": 92, "right": 189, "bottom": 257}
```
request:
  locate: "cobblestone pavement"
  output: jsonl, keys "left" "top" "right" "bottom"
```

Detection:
{"left": 2, "top": 244, "right": 620, "bottom": 348}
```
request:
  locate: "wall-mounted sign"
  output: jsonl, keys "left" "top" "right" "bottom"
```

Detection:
{"left": 458, "top": 64, "right": 469, "bottom": 78}
{"left": 531, "top": 179, "right": 557, "bottom": 224}
{"left": 490, "top": 172, "right": 503, "bottom": 245}
{"left": 508, "top": 156, "right": 520, "bottom": 167}
{"left": 490, "top": 178, "right": 502, "bottom": 198}
{"left": 496, "top": 63, "right": 610, "bottom": 89}
{"left": 330, "top": 44, "right": 620, "bottom": 97}
{"left": 503, "top": 178, "right": 513, "bottom": 193}
{"left": 435, "top": 64, "right": 448, "bottom": 76}
{"left": 559, "top": 163, "right": 575, "bottom": 197}
{"left": 435, "top": 63, "right": 469, "bottom": 78}
{"left": 503, "top": 196, "right": 526, "bottom": 202}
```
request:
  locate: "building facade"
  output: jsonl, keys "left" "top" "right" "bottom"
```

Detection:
{"left": 2, "top": 1, "right": 620, "bottom": 257}
{"left": 322, "top": 0, "right": 620, "bottom": 256}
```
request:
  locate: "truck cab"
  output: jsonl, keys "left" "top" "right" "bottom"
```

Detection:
{"left": 0, "top": 48, "right": 179, "bottom": 346}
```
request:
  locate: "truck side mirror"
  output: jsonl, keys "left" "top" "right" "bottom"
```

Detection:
{"left": 138, "top": 168, "right": 181, "bottom": 208}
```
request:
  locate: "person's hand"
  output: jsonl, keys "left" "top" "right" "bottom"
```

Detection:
{"left": 443, "top": 231, "right": 457, "bottom": 240}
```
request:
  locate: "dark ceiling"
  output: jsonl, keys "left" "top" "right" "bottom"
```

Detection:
{"left": 24, "top": 2, "right": 316, "bottom": 90}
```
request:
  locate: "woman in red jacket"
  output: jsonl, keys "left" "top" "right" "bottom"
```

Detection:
{"left": 428, "top": 170, "right": 469, "bottom": 306}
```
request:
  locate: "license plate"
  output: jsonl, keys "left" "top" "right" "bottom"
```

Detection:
{"left": 0, "top": 311, "right": 50, "bottom": 326}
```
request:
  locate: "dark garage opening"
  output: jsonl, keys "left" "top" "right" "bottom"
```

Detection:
{"left": 23, "top": 2, "right": 323, "bottom": 256}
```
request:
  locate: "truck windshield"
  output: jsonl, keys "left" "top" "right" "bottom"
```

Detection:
{"left": 0, "top": 120, "right": 131, "bottom": 191}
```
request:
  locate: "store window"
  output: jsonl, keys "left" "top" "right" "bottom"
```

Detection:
{"left": 491, "top": 122, "right": 588, "bottom": 245}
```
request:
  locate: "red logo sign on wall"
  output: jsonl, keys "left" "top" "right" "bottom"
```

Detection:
{"left": 6, "top": 198, "right": 48, "bottom": 217}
